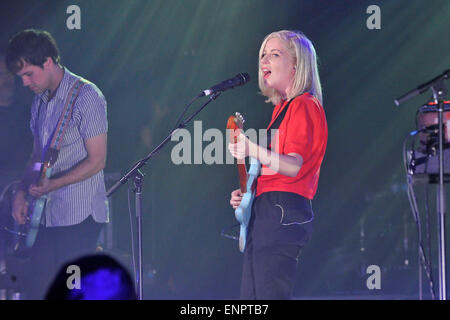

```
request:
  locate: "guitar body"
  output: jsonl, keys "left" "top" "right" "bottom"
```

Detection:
{"left": 26, "top": 166, "right": 52, "bottom": 248}
{"left": 25, "top": 196, "right": 47, "bottom": 248}
{"left": 13, "top": 164, "right": 53, "bottom": 255}
{"left": 227, "top": 113, "right": 261, "bottom": 252}
{"left": 234, "top": 157, "right": 260, "bottom": 252}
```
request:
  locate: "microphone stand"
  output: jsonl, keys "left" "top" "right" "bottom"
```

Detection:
{"left": 395, "top": 70, "right": 449, "bottom": 299}
{"left": 106, "top": 91, "right": 222, "bottom": 300}
{"left": 433, "top": 81, "right": 447, "bottom": 300}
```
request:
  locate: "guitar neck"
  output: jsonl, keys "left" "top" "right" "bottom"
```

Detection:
{"left": 237, "top": 163, "right": 247, "bottom": 193}
{"left": 37, "top": 162, "right": 51, "bottom": 186}
{"left": 227, "top": 114, "right": 249, "bottom": 193}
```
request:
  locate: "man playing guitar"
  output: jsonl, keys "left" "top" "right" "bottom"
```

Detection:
{"left": 6, "top": 29, "right": 109, "bottom": 299}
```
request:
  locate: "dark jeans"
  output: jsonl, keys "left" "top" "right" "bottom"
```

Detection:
{"left": 23, "top": 216, "right": 104, "bottom": 299}
{"left": 240, "top": 191, "right": 313, "bottom": 300}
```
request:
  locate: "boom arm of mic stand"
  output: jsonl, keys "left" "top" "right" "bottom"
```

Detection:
{"left": 395, "top": 69, "right": 449, "bottom": 107}
{"left": 106, "top": 91, "right": 221, "bottom": 198}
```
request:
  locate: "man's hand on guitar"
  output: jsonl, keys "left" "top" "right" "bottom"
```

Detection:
{"left": 29, "top": 177, "right": 57, "bottom": 198}
{"left": 230, "top": 188, "right": 243, "bottom": 209}
{"left": 12, "top": 191, "right": 28, "bottom": 225}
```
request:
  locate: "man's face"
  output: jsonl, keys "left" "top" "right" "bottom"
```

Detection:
{"left": 0, "top": 58, "right": 15, "bottom": 106}
{"left": 16, "top": 59, "right": 51, "bottom": 94}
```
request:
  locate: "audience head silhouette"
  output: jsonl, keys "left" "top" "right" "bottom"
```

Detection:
{"left": 45, "top": 254, "right": 137, "bottom": 300}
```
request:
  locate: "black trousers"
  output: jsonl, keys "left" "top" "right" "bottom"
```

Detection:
{"left": 23, "top": 216, "right": 104, "bottom": 299}
{"left": 240, "top": 191, "right": 313, "bottom": 300}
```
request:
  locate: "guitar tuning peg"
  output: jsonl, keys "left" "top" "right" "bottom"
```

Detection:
{"left": 235, "top": 112, "right": 245, "bottom": 125}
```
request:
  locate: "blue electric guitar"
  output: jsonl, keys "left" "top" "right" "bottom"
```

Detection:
{"left": 24, "top": 159, "right": 54, "bottom": 248}
{"left": 13, "top": 148, "right": 58, "bottom": 253}
{"left": 227, "top": 113, "right": 261, "bottom": 252}
{"left": 12, "top": 152, "right": 56, "bottom": 255}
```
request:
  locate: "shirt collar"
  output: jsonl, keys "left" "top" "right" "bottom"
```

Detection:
{"left": 38, "top": 67, "right": 71, "bottom": 104}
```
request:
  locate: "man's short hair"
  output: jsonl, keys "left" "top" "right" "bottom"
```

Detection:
{"left": 5, "top": 29, "right": 60, "bottom": 74}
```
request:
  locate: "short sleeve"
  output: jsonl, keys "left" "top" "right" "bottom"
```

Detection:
{"left": 283, "top": 96, "right": 324, "bottom": 161}
{"left": 73, "top": 84, "right": 108, "bottom": 139}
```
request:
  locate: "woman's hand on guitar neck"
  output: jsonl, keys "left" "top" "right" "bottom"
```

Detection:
{"left": 230, "top": 188, "right": 243, "bottom": 209}
{"left": 228, "top": 133, "right": 251, "bottom": 160}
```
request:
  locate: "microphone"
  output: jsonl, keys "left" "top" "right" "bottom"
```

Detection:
{"left": 201, "top": 73, "right": 250, "bottom": 97}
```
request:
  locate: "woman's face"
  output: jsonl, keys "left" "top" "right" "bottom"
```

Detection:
{"left": 260, "top": 37, "right": 296, "bottom": 99}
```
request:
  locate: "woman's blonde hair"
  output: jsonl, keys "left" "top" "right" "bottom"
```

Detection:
{"left": 258, "top": 30, "right": 322, "bottom": 105}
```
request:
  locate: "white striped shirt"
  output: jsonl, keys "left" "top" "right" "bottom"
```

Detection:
{"left": 30, "top": 68, "right": 109, "bottom": 227}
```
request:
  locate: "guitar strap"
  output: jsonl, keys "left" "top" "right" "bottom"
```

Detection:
{"left": 266, "top": 97, "right": 295, "bottom": 150}
{"left": 42, "top": 78, "right": 86, "bottom": 166}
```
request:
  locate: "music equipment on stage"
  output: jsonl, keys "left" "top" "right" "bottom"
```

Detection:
{"left": 408, "top": 101, "right": 450, "bottom": 178}
{"left": 416, "top": 100, "right": 450, "bottom": 152}
{"left": 227, "top": 112, "right": 260, "bottom": 252}
{"left": 399, "top": 69, "right": 449, "bottom": 300}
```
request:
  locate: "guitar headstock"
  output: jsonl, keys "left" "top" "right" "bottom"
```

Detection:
{"left": 227, "top": 112, "right": 245, "bottom": 130}
{"left": 235, "top": 112, "right": 245, "bottom": 128}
